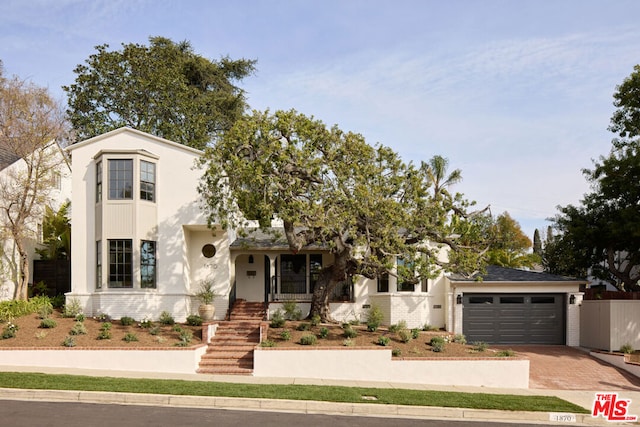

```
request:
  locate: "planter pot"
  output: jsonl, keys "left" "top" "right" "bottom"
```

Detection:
{"left": 198, "top": 304, "right": 215, "bottom": 321}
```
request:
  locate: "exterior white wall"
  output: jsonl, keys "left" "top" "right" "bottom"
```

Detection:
{"left": 234, "top": 253, "right": 266, "bottom": 302}
{"left": 581, "top": 300, "right": 640, "bottom": 351}
{"left": 254, "top": 348, "right": 529, "bottom": 388}
{"left": 0, "top": 143, "right": 71, "bottom": 300}
{"left": 66, "top": 128, "right": 218, "bottom": 322}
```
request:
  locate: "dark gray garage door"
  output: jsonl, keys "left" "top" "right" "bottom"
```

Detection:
{"left": 462, "top": 293, "right": 564, "bottom": 344}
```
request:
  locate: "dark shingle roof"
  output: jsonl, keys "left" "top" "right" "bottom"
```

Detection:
{"left": 230, "top": 228, "right": 326, "bottom": 251}
{"left": 0, "top": 142, "right": 20, "bottom": 171}
{"left": 449, "top": 265, "right": 585, "bottom": 283}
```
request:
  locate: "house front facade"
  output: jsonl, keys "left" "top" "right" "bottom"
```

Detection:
{"left": 66, "top": 128, "right": 583, "bottom": 346}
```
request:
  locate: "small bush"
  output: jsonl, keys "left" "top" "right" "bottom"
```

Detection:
{"left": 309, "top": 314, "right": 320, "bottom": 326}
{"left": 318, "top": 327, "right": 329, "bottom": 338}
{"left": 422, "top": 323, "right": 438, "bottom": 331}
{"left": 389, "top": 320, "right": 407, "bottom": 333}
{"left": 452, "top": 334, "right": 467, "bottom": 345}
{"left": 392, "top": 348, "right": 402, "bottom": 357}
{"left": 398, "top": 329, "right": 412, "bottom": 343}
{"left": 430, "top": 336, "right": 445, "bottom": 352}
{"left": 261, "top": 340, "right": 277, "bottom": 347}
{"left": 343, "top": 326, "right": 358, "bottom": 339}
{"left": 411, "top": 328, "right": 420, "bottom": 339}
{"left": 342, "top": 338, "right": 355, "bottom": 347}
{"left": 38, "top": 304, "right": 53, "bottom": 319}
{"left": 296, "top": 323, "right": 311, "bottom": 331}
{"left": 620, "top": 343, "right": 634, "bottom": 354}
{"left": 270, "top": 309, "right": 286, "bottom": 328}
{"left": 175, "top": 329, "right": 193, "bottom": 347}
{"left": 75, "top": 313, "right": 85, "bottom": 323}
{"left": 120, "top": 316, "right": 135, "bottom": 326}
{"left": 496, "top": 349, "right": 516, "bottom": 357}
{"left": 95, "top": 313, "right": 111, "bottom": 322}
{"left": 100, "top": 322, "right": 112, "bottom": 331}
{"left": 366, "top": 304, "right": 384, "bottom": 330}
{"left": 280, "top": 329, "right": 292, "bottom": 341}
{"left": 123, "top": 332, "right": 139, "bottom": 342}
{"left": 158, "top": 311, "right": 175, "bottom": 325}
{"left": 473, "top": 341, "right": 488, "bottom": 352}
{"left": 97, "top": 330, "right": 111, "bottom": 340}
{"left": 63, "top": 298, "right": 83, "bottom": 318}
{"left": 35, "top": 331, "right": 47, "bottom": 340}
{"left": 378, "top": 336, "right": 391, "bottom": 346}
{"left": 172, "top": 324, "right": 183, "bottom": 333}
{"left": 283, "top": 301, "right": 302, "bottom": 320}
{"left": 300, "top": 334, "right": 317, "bottom": 346}
{"left": 185, "top": 314, "right": 202, "bottom": 327}
{"left": 51, "top": 294, "right": 65, "bottom": 309}
{"left": 69, "top": 321, "right": 87, "bottom": 335}
{"left": 1, "top": 323, "right": 18, "bottom": 339}
{"left": 61, "top": 336, "right": 76, "bottom": 347}
{"left": 39, "top": 318, "right": 57, "bottom": 329}
{"left": 148, "top": 326, "right": 161, "bottom": 336}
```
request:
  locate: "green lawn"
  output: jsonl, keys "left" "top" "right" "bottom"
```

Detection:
{"left": 0, "top": 372, "right": 588, "bottom": 413}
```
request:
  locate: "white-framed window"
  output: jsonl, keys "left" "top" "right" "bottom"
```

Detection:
{"left": 96, "top": 240, "right": 102, "bottom": 289}
{"left": 140, "top": 240, "right": 156, "bottom": 289}
{"left": 108, "top": 159, "right": 133, "bottom": 200}
{"left": 108, "top": 239, "right": 132, "bottom": 288}
{"left": 96, "top": 161, "right": 102, "bottom": 202}
{"left": 140, "top": 160, "right": 156, "bottom": 202}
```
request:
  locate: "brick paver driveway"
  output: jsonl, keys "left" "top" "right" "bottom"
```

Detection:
{"left": 508, "top": 346, "right": 640, "bottom": 390}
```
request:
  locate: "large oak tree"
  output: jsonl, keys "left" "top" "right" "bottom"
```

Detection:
{"left": 199, "top": 109, "right": 489, "bottom": 320}
{"left": 63, "top": 36, "right": 256, "bottom": 149}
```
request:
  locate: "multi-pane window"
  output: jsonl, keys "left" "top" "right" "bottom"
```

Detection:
{"left": 108, "top": 239, "right": 132, "bottom": 288}
{"left": 140, "top": 240, "right": 157, "bottom": 289}
{"left": 309, "top": 254, "right": 322, "bottom": 294}
{"left": 397, "top": 258, "right": 415, "bottom": 292}
{"left": 140, "top": 161, "right": 156, "bottom": 202}
{"left": 96, "top": 161, "right": 102, "bottom": 202}
{"left": 280, "top": 254, "right": 307, "bottom": 294}
{"left": 108, "top": 159, "right": 133, "bottom": 199}
{"left": 96, "top": 241, "right": 102, "bottom": 289}
{"left": 377, "top": 273, "right": 389, "bottom": 293}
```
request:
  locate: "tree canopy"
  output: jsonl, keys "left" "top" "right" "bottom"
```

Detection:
{"left": 199, "top": 109, "right": 489, "bottom": 319}
{"left": 486, "top": 212, "right": 539, "bottom": 268}
{"left": 548, "top": 65, "right": 640, "bottom": 290}
{"left": 0, "top": 68, "right": 69, "bottom": 300}
{"left": 63, "top": 36, "right": 256, "bottom": 149}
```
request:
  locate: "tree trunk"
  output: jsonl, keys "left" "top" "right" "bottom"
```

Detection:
{"left": 309, "top": 250, "right": 350, "bottom": 322}
{"left": 14, "top": 240, "right": 29, "bottom": 300}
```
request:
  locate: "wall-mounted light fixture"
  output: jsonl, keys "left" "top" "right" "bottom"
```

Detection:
{"left": 569, "top": 295, "right": 576, "bottom": 305}
{"left": 248, "top": 255, "right": 254, "bottom": 264}
{"left": 456, "top": 294, "right": 462, "bottom": 305}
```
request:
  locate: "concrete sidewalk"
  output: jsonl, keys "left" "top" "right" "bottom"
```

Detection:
{"left": 0, "top": 365, "right": 637, "bottom": 425}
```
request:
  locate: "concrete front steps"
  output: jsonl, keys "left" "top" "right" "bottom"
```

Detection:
{"left": 198, "top": 300, "right": 265, "bottom": 375}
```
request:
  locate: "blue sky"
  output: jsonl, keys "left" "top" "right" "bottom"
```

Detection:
{"left": 2, "top": 0, "right": 640, "bottom": 240}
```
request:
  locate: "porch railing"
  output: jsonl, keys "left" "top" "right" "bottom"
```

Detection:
{"left": 268, "top": 275, "right": 353, "bottom": 303}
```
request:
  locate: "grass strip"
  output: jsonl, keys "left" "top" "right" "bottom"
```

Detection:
{"left": 0, "top": 372, "right": 588, "bottom": 413}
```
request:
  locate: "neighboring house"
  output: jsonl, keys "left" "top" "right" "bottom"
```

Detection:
{"left": 65, "top": 127, "right": 585, "bottom": 346}
{"left": 0, "top": 140, "right": 71, "bottom": 300}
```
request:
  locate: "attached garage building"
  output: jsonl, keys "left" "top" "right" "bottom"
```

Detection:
{"left": 447, "top": 266, "right": 585, "bottom": 346}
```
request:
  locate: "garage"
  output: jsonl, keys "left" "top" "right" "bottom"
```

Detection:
{"left": 462, "top": 293, "right": 565, "bottom": 344}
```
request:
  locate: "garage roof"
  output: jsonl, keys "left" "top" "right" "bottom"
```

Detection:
{"left": 449, "top": 265, "right": 586, "bottom": 283}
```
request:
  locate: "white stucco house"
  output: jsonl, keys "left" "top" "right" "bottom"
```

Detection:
{"left": 0, "top": 140, "right": 71, "bottom": 300}
{"left": 65, "top": 127, "right": 585, "bottom": 345}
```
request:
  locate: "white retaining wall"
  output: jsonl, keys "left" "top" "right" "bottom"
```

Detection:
{"left": 253, "top": 348, "right": 529, "bottom": 388}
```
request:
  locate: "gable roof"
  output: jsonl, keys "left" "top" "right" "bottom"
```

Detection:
{"left": 449, "top": 265, "right": 586, "bottom": 283}
{"left": 66, "top": 127, "right": 203, "bottom": 156}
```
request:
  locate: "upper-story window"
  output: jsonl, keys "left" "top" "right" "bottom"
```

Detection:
{"left": 96, "top": 161, "right": 102, "bottom": 202}
{"left": 108, "top": 159, "right": 133, "bottom": 200}
{"left": 140, "top": 160, "right": 156, "bottom": 202}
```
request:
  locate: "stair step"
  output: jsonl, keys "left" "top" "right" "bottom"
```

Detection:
{"left": 197, "top": 367, "right": 253, "bottom": 375}
{"left": 199, "top": 359, "right": 253, "bottom": 367}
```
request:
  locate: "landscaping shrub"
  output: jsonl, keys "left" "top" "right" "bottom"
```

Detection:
{"left": 398, "top": 329, "right": 412, "bottom": 343}
{"left": 39, "top": 318, "right": 57, "bottom": 329}
{"left": 185, "top": 315, "right": 202, "bottom": 327}
{"left": 175, "top": 329, "right": 193, "bottom": 347}
{"left": 148, "top": 326, "right": 160, "bottom": 336}
{"left": 452, "top": 333, "right": 467, "bottom": 344}
{"left": 69, "top": 321, "right": 87, "bottom": 335}
{"left": 310, "top": 314, "right": 321, "bottom": 326}
{"left": 75, "top": 313, "right": 85, "bottom": 322}
{"left": 473, "top": 341, "right": 488, "bottom": 352}
{"left": 300, "top": 334, "right": 317, "bottom": 345}
{"left": 158, "top": 311, "right": 175, "bottom": 325}
{"left": 123, "top": 332, "right": 139, "bottom": 342}
{"left": 410, "top": 328, "right": 420, "bottom": 339}
{"left": 392, "top": 348, "right": 402, "bottom": 357}
{"left": 280, "top": 330, "right": 291, "bottom": 341}
{"left": 620, "top": 343, "right": 634, "bottom": 354}
{"left": 495, "top": 349, "right": 516, "bottom": 357}
{"left": 389, "top": 320, "right": 407, "bottom": 333}
{"left": 37, "top": 304, "right": 53, "bottom": 320}
{"left": 366, "top": 304, "right": 384, "bottom": 332}
{"left": 261, "top": 340, "right": 276, "bottom": 347}
{"left": 342, "top": 338, "right": 355, "bottom": 347}
{"left": 120, "top": 316, "right": 135, "bottom": 326}
{"left": 270, "top": 309, "right": 285, "bottom": 328}
{"left": 296, "top": 323, "right": 310, "bottom": 331}
{"left": 61, "top": 336, "right": 76, "bottom": 347}
{"left": 1, "top": 323, "right": 18, "bottom": 339}
{"left": 377, "top": 336, "right": 391, "bottom": 346}
{"left": 430, "top": 336, "right": 445, "bottom": 352}
{"left": 343, "top": 326, "right": 358, "bottom": 339}
{"left": 318, "top": 327, "right": 329, "bottom": 339}
{"left": 63, "top": 298, "right": 83, "bottom": 318}
{"left": 0, "top": 296, "right": 53, "bottom": 321}
{"left": 97, "top": 330, "right": 111, "bottom": 340}
{"left": 283, "top": 301, "right": 302, "bottom": 320}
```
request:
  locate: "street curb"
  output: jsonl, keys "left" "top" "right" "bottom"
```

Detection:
{"left": 0, "top": 387, "right": 617, "bottom": 426}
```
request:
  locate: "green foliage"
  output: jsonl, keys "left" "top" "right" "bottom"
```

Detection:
{"left": 620, "top": 343, "right": 634, "bottom": 354}
{"left": 0, "top": 297, "right": 54, "bottom": 322}
{"left": 282, "top": 301, "right": 302, "bottom": 321}
{"left": 63, "top": 298, "right": 83, "bottom": 318}
{"left": 473, "top": 341, "right": 488, "bottom": 352}
{"left": 299, "top": 334, "right": 317, "bottom": 345}
{"left": 389, "top": 321, "right": 407, "bottom": 333}
{"left": 269, "top": 309, "right": 285, "bottom": 328}
{"left": 398, "top": 329, "right": 412, "bottom": 343}
{"left": 120, "top": 316, "right": 135, "bottom": 326}
{"left": 495, "top": 349, "right": 516, "bottom": 357}
{"left": 34, "top": 202, "right": 71, "bottom": 260}
{"left": 392, "top": 348, "right": 402, "bottom": 357}
{"left": 422, "top": 323, "right": 438, "bottom": 332}
{"left": 430, "top": 336, "right": 445, "bottom": 352}
{"left": 175, "top": 329, "right": 193, "bottom": 347}
{"left": 260, "top": 340, "right": 276, "bottom": 348}
{"left": 100, "top": 322, "right": 112, "bottom": 331}
{"left": 452, "top": 334, "right": 467, "bottom": 344}
{"left": 296, "top": 323, "right": 310, "bottom": 331}
{"left": 411, "top": 328, "right": 421, "bottom": 340}
{"left": 280, "top": 330, "right": 291, "bottom": 341}
{"left": 50, "top": 294, "right": 65, "bottom": 309}
{"left": 69, "top": 321, "right": 87, "bottom": 335}
{"left": 342, "top": 338, "right": 355, "bottom": 347}
{"left": 139, "top": 317, "right": 153, "bottom": 328}
{"left": 1, "top": 323, "right": 18, "bottom": 339}
{"left": 185, "top": 315, "right": 202, "bottom": 327}
{"left": 38, "top": 304, "right": 53, "bottom": 319}
{"left": 200, "top": 109, "right": 489, "bottom": 320}
{"left": 95, "top": 313, "right": 111, "bottom": 322}
{"left": 366, "top": 305, "right": 384, "bottom": 332}
{"left": 158, "top": 311, "right": 175, "bottom": 325}
{"left": 75, "top": 313, "right": 85, "bottom": 323}
{"left": 487, "top": 212, "right": 539, "bottom": 268}
{"left": 318, "top": 327, "right": 329, "bottom": 338}
{"left": 310, "top": 314, "right": 321, "bottom": 327}
{"left": 63, "top": 36, "right": 256, "bottom": 149}
{"left": 343, "top": 326, "right": 358, "bottom": 339}
{"left": 97, "top": 322, "right": 112, "bottom": 340}
{"left": 61, "top": 336, "right": 76, "bottom": 347}
{"left": 194, "top": 281, "right": 217, "bottom": 304}
{"left": 123, "top": 332, "right": 139, "bottom": 343}
{"left": 148, "top": 326, "right": 161, "bottom": 336}
{"left": 377, "top": 336, "right": 391, "bottom": 346}
{"left": 39, "top": 318, "right": 57, "bottom": 329}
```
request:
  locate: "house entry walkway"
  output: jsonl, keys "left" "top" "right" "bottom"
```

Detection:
{"left": 503, "top": 345, "right": 640, "bottom": 391}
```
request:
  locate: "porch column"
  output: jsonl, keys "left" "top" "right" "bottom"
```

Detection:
{"left": 229, "top": 253, "right": 239, "bottom": 296}
{"left": 266, "top": 254, "right": 277, "bottom": 300}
